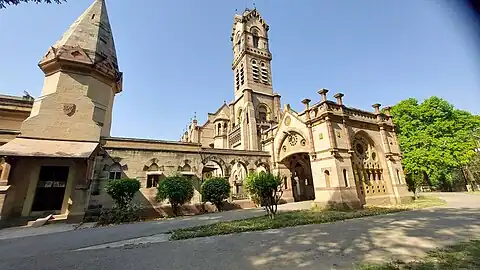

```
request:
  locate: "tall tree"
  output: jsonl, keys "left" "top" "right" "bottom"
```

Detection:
{"left": 391, "top": 97, "right": 480, "bottom": 189}
{"left": 0, "top": 0, "right": 65, "bottom": 9}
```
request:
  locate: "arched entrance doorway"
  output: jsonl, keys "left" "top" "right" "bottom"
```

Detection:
{"left": 277, "top": 130, "right": 315, "bottom": 202}
{"left": 281, "top": 153, "right": 315, "bottom": 202}
{"left": 201, "top": 160, "right": 223, "bottom": 179}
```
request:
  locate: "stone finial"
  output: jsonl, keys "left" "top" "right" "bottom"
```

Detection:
{"left": 318, "top": 88, "right": 329, "bottom": 102}
{"left": 301, "top": 98, "right": 311, "bottom": 109}
{"left": 372, "top": 103, "right": 381, "bottom": 114}
{"left": 383, "top": 106, "right": 392, "bottom": 116}
{"left": 333, "top": 93, "right": 344, "bottom": 106}
{"left": 193, "top": 112, "right": 197, "bottom": 124}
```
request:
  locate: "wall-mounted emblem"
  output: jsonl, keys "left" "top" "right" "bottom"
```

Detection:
{"left": 63, "top": 103, "right": 76, "bottom": 117}
{"left": 284, "top": 116, "right": 291, "bottom": 126}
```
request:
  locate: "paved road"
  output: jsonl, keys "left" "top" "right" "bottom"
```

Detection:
{"left": 0, "top": 193, "right": 479, "bottom": 269}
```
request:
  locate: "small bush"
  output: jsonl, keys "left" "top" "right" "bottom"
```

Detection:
{"left": 245, "top": 171, "right": 283, "bottom": 219}
{"left": 104, "top": 178, "right": 141, "bottom": 208}
{"left": 201, "top": 177, "right": 231, "bottom": 211}
{"left": 157, "top": 173, "right": 194, "bottom": 216}
{"left": 97, "top": 204, "right": 141, "bottom": 225}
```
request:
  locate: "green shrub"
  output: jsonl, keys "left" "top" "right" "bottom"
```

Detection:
{"left": 97, "top": 204, "right": 140, "bottom": 225}
{"left": 104, "top": 178, "right": 141, "bottom": 208}
{"left": 245, "top": 171, "right": 283, "bottom": 219}
{"left": 201, "top": 177, "right": 231, "bottom": 211}
{"left": 157, "top": 173, "right": 194, "bottom": 216}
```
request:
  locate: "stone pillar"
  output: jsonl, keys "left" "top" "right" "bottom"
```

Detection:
{"left": 318, "top": 88, "right": 329, "bottom": 102}
{"left": 325, "top": 116, "right": 338, "bottom": 151}
{"left": 383, "top": 106, "right": 393, "bottom": 124}
{"left": 0, "top": 158, "right": 11, "bottom": 185}
{"left": 243, "top": 89, "right": 258, "bottom": 150}
{"left": 273, "top": 93, "right": 281, "bottom": 122}
{"left": 379, "top": 126, "right": 392, "bottom": 155}
{"left": 343, "top": 118, "right": 353, "bottom": 153}
{"left": 302, "top": 98, "right": 316, "bottom": 158}
{"left": 333, "top": 93, "right": 344, "bottom": 106}
{"left": 372, "top": 103, "right": 382, "bottom": 121}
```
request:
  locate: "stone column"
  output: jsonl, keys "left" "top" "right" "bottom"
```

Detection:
{"left": 0, "top": 158, "right": 11, "bottom": 186}
{"left": 302, "top": 98, "right": 316, "bottom": 158}
{"left": 343, "top": 118, "right": 353, "bottom": 153}
{"left": 325, "top": 116, "right": 337, "bottom": 151}
{"left": 273, "top": 93, "right": 281, "bottom": 122}
{"left": 333, "top": 93, "right": 344, "bottom": 106}
{"left": 373, "top": 104, "right": 392, "bottom": 155}
{"left": 318, "top": 88, "right": 329, "bottom": 102}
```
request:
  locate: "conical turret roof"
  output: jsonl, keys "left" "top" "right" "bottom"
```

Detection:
{"left": 39, "top": 0, "right": 122, "bottom": 91}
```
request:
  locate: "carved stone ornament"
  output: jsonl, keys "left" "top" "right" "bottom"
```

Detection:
{"left": 63, "top": 103, "right": 76, "bottom": 117}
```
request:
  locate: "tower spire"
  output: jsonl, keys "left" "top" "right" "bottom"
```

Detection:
{"left": 39, "top": 0, "right": 122, "bottom": 92}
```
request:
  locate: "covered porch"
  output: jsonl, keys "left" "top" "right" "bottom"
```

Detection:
{"left": 0, "top": 138, "right": 99, "bottom": 226}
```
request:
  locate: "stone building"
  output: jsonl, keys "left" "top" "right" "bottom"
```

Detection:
{"left": 0, "top": 0, "right": 409, "bottom": 224}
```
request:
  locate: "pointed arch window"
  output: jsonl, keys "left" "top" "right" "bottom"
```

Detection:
{"left": 260, "top": 62, "right": 269, "bottom": 85}
{"left": 258, "top": 104, "right": 268, "bottom": 122}
{"left": 324, "top": 170, "right": 331, "bottom": 187}
{"left": 235, "top": 32, "right": 242, "bottom": 53}
{"left": 251, "top": 59, "right": 260, "bottom": 83}
{"left": 251, "top": 28, "right": 259, "bottom": 48}
{"left": 235, "top": 68, "right": 240, "bottom": 91}
{"left": 343, "top": 169, "right": 349, "bottom": 187}
{"left": 240, "top": 64, "right": 245, "bottom": 85}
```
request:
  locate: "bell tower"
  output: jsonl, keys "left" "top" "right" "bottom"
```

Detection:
{"left": 231, "top": 8, "right": 273, "bottom": 98}
{"left": 20, "top": 0, "right": 122, "bottom": 142}
{"left": 229, "top": 8, "right": 281, "bottom": 151}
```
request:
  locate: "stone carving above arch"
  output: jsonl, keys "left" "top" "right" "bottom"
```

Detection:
{"left": 144, "top": 158, "right": 159, "bottom": 168}
{"left": 254, "top": 158, "right": 270, "bottom": 173}
{"left": 201, "top": 155, "right": 227, "bottom": 176}
{"left": 231, "top": 161, "right": 248, "bottom": 185}
{"left": 143, "top": 161, "right": 164, "bottom": 172}
{"left": 277, "top": 130, "right": 310, "bottom": 163}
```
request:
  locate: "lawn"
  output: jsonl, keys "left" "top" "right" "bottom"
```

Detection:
{"left": 170, "top": 196, "right": 446, "bottom": 240}
{"left": 357, "top": 239, "right": 480, "bottom": 270}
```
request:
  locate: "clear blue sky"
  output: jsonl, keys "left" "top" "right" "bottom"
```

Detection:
{"left": 0, "top": 0, "right": 479, "bottom": 140}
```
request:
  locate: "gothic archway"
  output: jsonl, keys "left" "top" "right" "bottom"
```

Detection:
{"left": 280, "top": 153, "right": 315, "bottom": 202}
{"left": 351, "top": 132, "right": 387, "bottom": 205}
{"left": 202, "top": 160, "right": 223, "bottom": 179}
{"left": 230, "top": 161, "right": 248, "bottom": 199}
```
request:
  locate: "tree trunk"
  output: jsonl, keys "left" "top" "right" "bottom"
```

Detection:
{"left": 414, "top": 187, "right": 420, "bottom": 200}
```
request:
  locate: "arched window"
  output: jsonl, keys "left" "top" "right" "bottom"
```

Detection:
{"left": 260, "top": 62, "right": 269, "bottom": 84}
{"left": 251, "top": 60, "right": 259, "bottom": 82}
{"left": 235, "top": 68, "right": 240, "bottom": 91}
{"left": 251, "top": 28, "right": 259, "bottom": 48}
{"left": 258, "top": 105, "right": 268, "bottom": 122}
{"left": 396, "top": 169, "right": 401, "bottom": 184}
{"left": 109, "top": 163, "right": 122, "bottom": 180}
{"left": 240, "top": 64, "right": 244, "bottom": 85}
{"left": 182, "top": 164, "right": 192, "bottom": 172}
{"left": 237, "top": 109, "right": 243, "bottom": 125}
{"left": 236, "top": 32, "right": 242, "bottom": 52}
{"left": 218, "top": 123, "right": 222, "bottom": 134}
{"left": 147, "top": 163, "right": 160, "bottom": 188}
{"left": 324, "top": 170, "right": 330, "bottom": 187}
{"left": 343, "top": 169, "right": 348, "bottom": 187}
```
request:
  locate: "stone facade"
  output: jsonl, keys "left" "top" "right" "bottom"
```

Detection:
{"left": 0, "top": 94, "right": 34, "bottom": 145}
{"left": 0, "top": 1, "right": 410, "bottom": 225}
